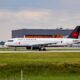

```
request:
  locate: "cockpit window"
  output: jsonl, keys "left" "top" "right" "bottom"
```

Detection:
{"left": 8, "top": 40, "right": 14, "bottom": 42}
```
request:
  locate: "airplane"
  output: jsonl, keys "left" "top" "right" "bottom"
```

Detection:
{"left": 5, "top": 26, "right": 80, "bottom": 51}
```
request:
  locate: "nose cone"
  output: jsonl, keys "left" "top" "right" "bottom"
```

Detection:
{"left": 4, "top": 42, "right": 8, "bottom": 47}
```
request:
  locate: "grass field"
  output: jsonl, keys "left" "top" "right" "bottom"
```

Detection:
{"left": 0, "top": 52, "right": 80, "bottom": 80}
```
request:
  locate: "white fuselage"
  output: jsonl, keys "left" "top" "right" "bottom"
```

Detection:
{"left": 5, "top": 38, "right": 80, "bottom": 47}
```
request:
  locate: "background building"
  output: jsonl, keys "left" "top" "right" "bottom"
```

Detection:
{"left": 12, "top": 28, "right": 72, "bottom": 38}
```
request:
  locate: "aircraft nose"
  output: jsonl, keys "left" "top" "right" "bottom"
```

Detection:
{"left": 5, "top": 42, "right": 8, "bottom": 46}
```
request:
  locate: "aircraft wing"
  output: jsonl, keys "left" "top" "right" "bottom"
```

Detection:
{"left": 31, "top": 42, "right": 57, "bottom": 47}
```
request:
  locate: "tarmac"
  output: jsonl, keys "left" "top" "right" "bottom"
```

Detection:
{"left": 0, "top": 50, "right": 80, "bottom": 53}
{"left": 0, "top": 47, "right": 80, "bottom": 53}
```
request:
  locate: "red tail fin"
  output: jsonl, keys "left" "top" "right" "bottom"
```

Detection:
{"left": 68, "top": 26, "right": 80, "bottom": 38}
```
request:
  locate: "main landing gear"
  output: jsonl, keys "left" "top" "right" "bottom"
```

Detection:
{"left": 39, "top": 47, "right": 46, "bottom": 51}
{"left": 26, "top": 46, "right": 46, "bottom": 51}
{"left": 13, "top": 46, "right": 46, "bottom": 51}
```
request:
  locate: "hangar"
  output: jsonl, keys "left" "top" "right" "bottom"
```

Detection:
{"left": 12, "top": 28, "right": 72, "bottom": 38}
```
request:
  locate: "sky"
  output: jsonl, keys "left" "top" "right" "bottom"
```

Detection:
{"left": 0, "top": 0, "right": 80, "bottom": 41}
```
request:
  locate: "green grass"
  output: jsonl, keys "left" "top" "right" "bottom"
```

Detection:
{"left": 0, "top": 47, "right": 26, "bottom": 51}
{"left": 0, "top": 52, "right": 80, "bottom": 64}
{"left": 23, "top": 74, "right": 80, "bottom": 80}
{"left": 0, "top": 52, "right": 80, "bottom": 79}
{"left": 0, "top": 72, "right": 80, "bottom": 80}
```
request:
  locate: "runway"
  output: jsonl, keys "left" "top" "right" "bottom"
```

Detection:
{"left": 0, "top": 50, "right": 80, "bottom": 53}
{"left": 0, "top": 47, "right": 80, "bottom": 53}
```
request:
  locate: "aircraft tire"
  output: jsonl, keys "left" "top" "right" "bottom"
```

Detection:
{"left": 38, "top": 47, "right": 46, "bottom": 51}
{"left": 43, "top": 48, "right": 46, "bottom": 51}
{"left": 39, "top": 48, "right": 42, "bottom": 51}
{"left": 26, "top": 46, "right": 31, "bottom": 50}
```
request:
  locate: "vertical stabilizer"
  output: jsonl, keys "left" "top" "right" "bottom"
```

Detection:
{"left": 68, "top": 26, "right": 80, "bottom": 38}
